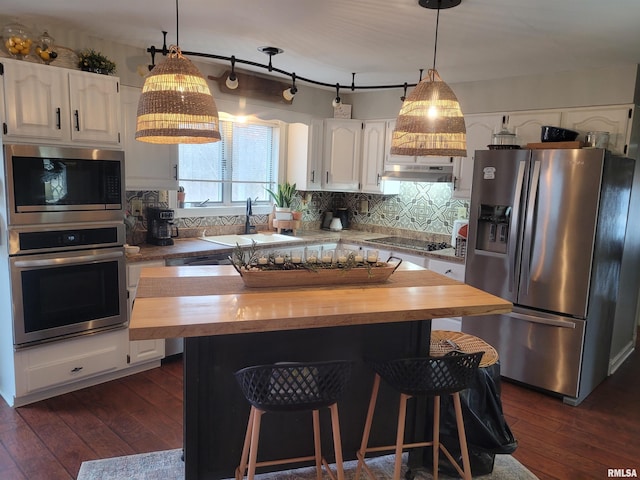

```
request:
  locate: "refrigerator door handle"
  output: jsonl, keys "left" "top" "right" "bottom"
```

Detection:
{"left": 508, "top": 160, "right": 527, "bottom": 292}
{"left": 521, "top": 159, "right": 541, "bottom": 295}
{"left": 510, "top": 311, "right": 577, "bottom": 329}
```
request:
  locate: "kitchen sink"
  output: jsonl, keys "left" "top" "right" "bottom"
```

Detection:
{"left": 200, "top": 233, "right": 302, "bottom": 247}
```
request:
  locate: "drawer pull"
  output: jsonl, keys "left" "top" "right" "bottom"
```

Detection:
{"left": 445, "top": 269, "right": 452, "bottom": 275}
{"left": 70, "top": 366, "right": 84, "bottom": 373}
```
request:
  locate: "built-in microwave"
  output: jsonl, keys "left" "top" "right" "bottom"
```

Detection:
{"left": 3, "top": 144, "right": 124, "bottom": 225}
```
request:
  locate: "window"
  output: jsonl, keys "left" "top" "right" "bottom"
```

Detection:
{"left": 178, "top": 118, "right": 279, "bottom": 209}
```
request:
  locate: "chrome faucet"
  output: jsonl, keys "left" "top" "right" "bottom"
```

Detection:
{"left": 244, "top": 197, "right": 255, "bottom": 234}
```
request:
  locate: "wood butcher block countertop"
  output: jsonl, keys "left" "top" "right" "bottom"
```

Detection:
{"left": 129, "top": 263, "right": 512, "bottom": 341}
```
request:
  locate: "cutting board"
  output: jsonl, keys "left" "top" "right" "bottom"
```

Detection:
{"left": 526, "top": 141, "right": 584, "bottom": 149}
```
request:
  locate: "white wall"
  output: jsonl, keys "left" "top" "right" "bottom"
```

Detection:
{"left": 352, "top": 65, "right": 640, "bottom": 119}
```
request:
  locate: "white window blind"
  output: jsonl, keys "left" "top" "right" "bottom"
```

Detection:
{"left": 178, "top": 119, "right": 277, "bottom": 207}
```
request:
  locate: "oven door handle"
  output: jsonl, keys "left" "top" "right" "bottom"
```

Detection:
{"left": 13, "top": 250, "right": 124, "bottom": 268}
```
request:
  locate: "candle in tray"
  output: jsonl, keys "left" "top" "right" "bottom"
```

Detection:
{"left": 367, "top": 250, "right": 379, "bottom": 263}
{"left": 337, "top": 255, "right": 347, "bottom": 263}
{"left": 274, "top": 255, "right": 285, "bottom": 264}
{"left": 306, "top": 249, "right": 318, "bottom": 263}
{"left": 321, "top": 249, "right": 334, "bottom": 263}
{"left": 291, "top": 250, "right": 302, "bottom": 263}
{"left": 258, "top": 256, "right": 268, "bottom": 265}
{"left": 354, "top": 254, "right": 364, "bottom": 263}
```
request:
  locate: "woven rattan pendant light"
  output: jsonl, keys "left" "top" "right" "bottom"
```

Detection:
{"left": 390, "top": 0, "right": 466, "bottom": 157}
{"left": 135, "top": 1, "right": 220, "bottom": 144}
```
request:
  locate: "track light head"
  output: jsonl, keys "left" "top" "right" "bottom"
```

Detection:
{"left": 282, "top": 88, "right": 296, "bottom": 102}
{"left": 332, "top": 83, "right": 341, "bottom": 107}
{"left": 283, "top": 72, "right": 297, "bottom": 101}
{"left": 226, "top": 55, "right": 238, "bottom": 89}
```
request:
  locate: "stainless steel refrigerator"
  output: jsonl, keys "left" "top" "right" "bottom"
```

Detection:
{"left": 462, "top": 148, "right": 638, "bottom": 405}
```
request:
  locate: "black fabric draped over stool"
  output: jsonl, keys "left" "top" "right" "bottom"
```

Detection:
{"left": 356, "top": 352, "right": 483, "bottom": 480}
{"left": 234, "top": 360, "right": 353, "bottom": 480}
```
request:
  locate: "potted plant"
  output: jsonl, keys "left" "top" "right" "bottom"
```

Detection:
{"left": 77, "top": 49, "right": 116, "bottom": 75}
{"left": 265, "top": 182, "right": 296, "bottom": 219}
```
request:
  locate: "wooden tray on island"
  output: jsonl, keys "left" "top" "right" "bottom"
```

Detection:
{"left": 231, "top": 258, "right": 403, "bottom": 288}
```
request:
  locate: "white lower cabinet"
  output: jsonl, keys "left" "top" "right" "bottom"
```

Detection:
{"left": 127, "top": 260, "right": 166, "bottom": 364}
{"left": 427, "top": 258, "right": 465, "bottom": 331}
{"left": 14, "top": 329, "right": 126, "bottom": 396}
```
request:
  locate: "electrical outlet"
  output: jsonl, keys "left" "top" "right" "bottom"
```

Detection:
{"left": 456, "top": 207, "right": 467, "bottom": 219}
{"left": 131, "top": 198, "right": 143, "bottom": 218}
{"left": 159, "top": 190, "right": 169, "bottom": 204}
{"left": 360, "top": 199, "right": 369, "bottom": 214}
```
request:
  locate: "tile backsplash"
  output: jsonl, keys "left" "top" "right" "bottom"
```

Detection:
{"left": 125, "top": 182, "right": 468, "bottom": 245}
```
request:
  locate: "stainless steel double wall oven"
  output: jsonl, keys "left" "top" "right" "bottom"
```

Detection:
{"left": 4, "top": 144, "right": 127, "bottom": 348}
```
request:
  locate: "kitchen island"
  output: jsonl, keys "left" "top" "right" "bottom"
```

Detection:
{"left": 130, "top": 263, "right": 511, "bottom": 480}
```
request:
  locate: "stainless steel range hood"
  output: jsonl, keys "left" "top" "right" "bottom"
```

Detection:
{"left": 382, "top": 164, "right": 453, "bottom": 182}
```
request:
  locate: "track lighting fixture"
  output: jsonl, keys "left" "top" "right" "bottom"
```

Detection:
{"left": 282, "top": 72, "right": 297, "bottom": 101}
{"left": 332, "top": 83, "right": 341, "bottom": 107}
{"left": 225, "top": 55, "right": 238, "bottom": 89}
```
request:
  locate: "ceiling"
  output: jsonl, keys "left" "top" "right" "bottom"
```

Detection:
{"left": 3, "top": 0, "right": 640, "bottom": 90}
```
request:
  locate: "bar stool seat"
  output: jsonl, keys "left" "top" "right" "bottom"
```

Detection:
{"left": 356, "top": 352, "right": 483, "bottom": 480}
{"left": 234, "top": 360, "right": 353, "bottom": 480}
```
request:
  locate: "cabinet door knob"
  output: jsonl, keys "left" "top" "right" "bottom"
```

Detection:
{"left": 70, "top": 366, "right": 84, "bottom": 374}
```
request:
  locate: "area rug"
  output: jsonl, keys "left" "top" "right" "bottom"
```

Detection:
{"left": 77, "top": 448, "right": 538, "bottom": 480}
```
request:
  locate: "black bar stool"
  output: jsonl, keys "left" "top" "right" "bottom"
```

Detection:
{"left": 234, "top": 360, "right": 353, "bottom": 480}
{"left": 355, "top": 352, "right": 483, "bottom": 480}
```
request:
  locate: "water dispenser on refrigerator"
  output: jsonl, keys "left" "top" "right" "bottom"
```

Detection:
{"left": 475, "top": 205, "right": 511, "bottom": 254}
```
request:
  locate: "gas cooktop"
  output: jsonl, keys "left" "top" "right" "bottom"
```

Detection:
{"left": 368, "top": 236, "right": 451, "bottom": 252}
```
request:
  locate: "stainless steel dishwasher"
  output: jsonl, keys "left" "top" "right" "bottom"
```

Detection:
{"left": 165, "top": 253, "right": 233, "bottom": 266}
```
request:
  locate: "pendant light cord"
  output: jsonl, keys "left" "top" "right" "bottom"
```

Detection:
{"left": 176, "top": 0, "right": 180, "bottom": 46}
{"left": 432, "top": 0, "right": 441, "bottom": 74}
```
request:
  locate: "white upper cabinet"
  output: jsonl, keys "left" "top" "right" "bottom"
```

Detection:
{"left": 122, "top": 86, "right": 178, "bottom": 190}
{"left": 2, "top": 58, "right": 120, "bottom": 147}
{"left": 506, "top": 110, "right": 563, "bottom": 145}
{"left": 67, "top": 70, "right": 120, "bottom": 145}
{"left": 453, "top": 113, "right": 502, "bottom": 199}
{"left": 361, "top": 120, "right": 399, "bottom": 194}
{"left": 287, "top": 119, "right": 323, "bottom": 191}
{"left": 323, "top": 119, "right": 362, "bottom": 191}
{"left": 2, "top": 60, "right": 69, "bottom": 141}
{"left": 560, "top": 105, "right": 633, "bottom": 155}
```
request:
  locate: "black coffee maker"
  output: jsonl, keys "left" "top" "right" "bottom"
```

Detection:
{"left": 335, "top": 207, "right": 350, "bottom": 229}
{"left": 146, "top": 207, "right": 177, "bottom": 246}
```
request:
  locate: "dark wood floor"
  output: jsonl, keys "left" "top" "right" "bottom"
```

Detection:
{"left": 0, "top": 334, "right": 638, "bottom": 480}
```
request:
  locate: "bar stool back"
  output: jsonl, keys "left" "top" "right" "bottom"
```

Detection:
{"left": 356, "top": 352, "right": 483, "bottom": 480}
{"left": 234, "top": 360, "right": 353, "bottom": 480}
